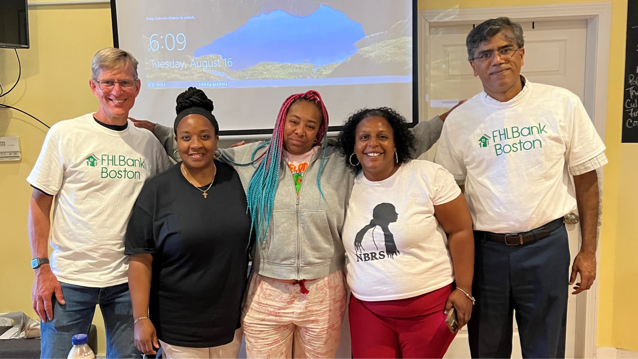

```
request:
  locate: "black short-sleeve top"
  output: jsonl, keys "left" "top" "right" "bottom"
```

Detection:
{"left": 125, "top": 161, "right": 251, "bottom": 348}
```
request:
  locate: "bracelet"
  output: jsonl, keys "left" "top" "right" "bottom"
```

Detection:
{"left": 133, "top": 316, "right": 149, "bottom": 325}
{"left": 456, "top": 287, "right": 476, "bottom": 305}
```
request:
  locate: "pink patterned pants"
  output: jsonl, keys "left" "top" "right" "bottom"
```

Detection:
{"left": 242, "top": 271, "right": 347, "bottom": 358}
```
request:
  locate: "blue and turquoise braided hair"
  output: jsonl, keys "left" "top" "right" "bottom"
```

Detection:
{"left": 246, "top": 90, "right": 330, "bottom": 246}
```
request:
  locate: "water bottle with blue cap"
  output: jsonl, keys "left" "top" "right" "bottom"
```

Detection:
{"left": 67, "top": 334, "right": 95, "bottom": 359}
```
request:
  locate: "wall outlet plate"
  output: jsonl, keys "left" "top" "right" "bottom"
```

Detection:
{"left": 0, "top": 137, "right": 21, "bottom": 162}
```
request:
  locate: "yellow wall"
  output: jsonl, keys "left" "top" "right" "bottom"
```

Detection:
{"left": 1, "top": 0, "right": 635, "bottom": 355}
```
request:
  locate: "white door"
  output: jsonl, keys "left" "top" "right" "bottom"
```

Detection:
{"left": 421, "top": 19, "right": 588, "bottom": 359}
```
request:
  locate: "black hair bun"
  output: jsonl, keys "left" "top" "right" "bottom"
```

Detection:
{"left": 175, "top": 87, "right": 214, "bottom": 114}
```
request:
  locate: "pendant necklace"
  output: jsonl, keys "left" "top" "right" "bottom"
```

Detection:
{"left": 181, "top": 163, "right": 216, "bottom": 199}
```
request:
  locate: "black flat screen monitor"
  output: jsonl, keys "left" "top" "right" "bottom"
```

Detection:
{"left": 0, "top": 0, "right": 30, "bottom": 49}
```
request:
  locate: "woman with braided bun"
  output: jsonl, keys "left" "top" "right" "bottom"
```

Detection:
{"left": 136, "top": 90, "right": 454, "bottom": 357}
{"left": 125, "top": 87, "right": 251, "bottom": 358}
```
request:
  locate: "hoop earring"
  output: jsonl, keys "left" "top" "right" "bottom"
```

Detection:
{"left": 214, "top": 150, "right": 222, "bottom": 160}
{"left": 349, "top": 153, "right": 360, "bottom": 167}
{"left": 395, "top": 152, "right": 399, "bottom": 164}
{"left": 172, "top": 149, "right": 180, "bottom": 161}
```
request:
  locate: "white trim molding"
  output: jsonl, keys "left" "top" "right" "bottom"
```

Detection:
{"left": 419, "top": 3, "right": 612, "bottom": 359}
{"left": 597, "top": 347, "right": 638, "bottom": 358}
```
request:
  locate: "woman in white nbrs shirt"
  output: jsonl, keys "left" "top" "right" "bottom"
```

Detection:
{"left": 337, "top": 107, "right": 475, "bottom": 359}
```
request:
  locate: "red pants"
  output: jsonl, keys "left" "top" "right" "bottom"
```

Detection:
{"left": 349, "top": 284, "right": 456, "bottom": 358}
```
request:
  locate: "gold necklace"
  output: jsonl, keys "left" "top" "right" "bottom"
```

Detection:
{"left": 181, "top": 163, "right": 216, "bottom": 199}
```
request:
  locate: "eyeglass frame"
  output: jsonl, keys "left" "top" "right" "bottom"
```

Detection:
{"left": 92, "top": 78, "right": 139, "bottom": 91}
{"left": 470, "top": 46, "right": 522, "bottom": 63}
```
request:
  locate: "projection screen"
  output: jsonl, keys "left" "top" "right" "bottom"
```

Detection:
{"left": 112, "top": 0, "right": 417, "bottom": 136}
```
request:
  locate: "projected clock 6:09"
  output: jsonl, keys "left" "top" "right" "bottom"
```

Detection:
{"left": 149, "top": 33, "right": 186, "bottom": 52}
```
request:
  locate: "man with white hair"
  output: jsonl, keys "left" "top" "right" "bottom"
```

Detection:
{"left": 27, "top": 48, "right": 171, "bottom": 358}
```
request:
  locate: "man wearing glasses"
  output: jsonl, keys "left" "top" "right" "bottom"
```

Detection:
{"left": 435, "top": 17, "right": 606, "bottom": 358}
{"left": 27, "top": 48, "right": 171, "bottom": 358}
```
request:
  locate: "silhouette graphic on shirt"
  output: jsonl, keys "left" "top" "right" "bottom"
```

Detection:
{"left": 354, "top": 203, "right": 400, "bottom": 259}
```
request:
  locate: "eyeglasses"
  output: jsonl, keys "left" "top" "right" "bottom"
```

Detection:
{"left": 93, "top": 79, "right": 137, "bottom": 90}
{"left": 471, "top": 47, "right": 521, "bottom": 62}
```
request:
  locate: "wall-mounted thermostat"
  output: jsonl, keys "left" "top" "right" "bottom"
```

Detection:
{"left": 0, "top": 137, "right": 21, "bottom": 162}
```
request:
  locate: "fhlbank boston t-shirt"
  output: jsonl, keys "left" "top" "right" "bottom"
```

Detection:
{"left": 435, "top": 79, "right": 606, "bottom": 233}
{"left": 27, "top": 114, "right": 172, "bottom": 287}
{"left": 342, "top": 160, "right": 461, "bottom": 302}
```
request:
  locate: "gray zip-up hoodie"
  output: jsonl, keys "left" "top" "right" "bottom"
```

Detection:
{"left": 153, "top": 117, "right": 443, "bottom": 280}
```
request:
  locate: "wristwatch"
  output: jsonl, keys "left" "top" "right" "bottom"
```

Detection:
{"left": 31, "top": 258, "right": 50, "bottom": 269}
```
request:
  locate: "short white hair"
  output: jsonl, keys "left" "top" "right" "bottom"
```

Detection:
{"left": 91, "top": 47, "right": 139, "bottom": 79}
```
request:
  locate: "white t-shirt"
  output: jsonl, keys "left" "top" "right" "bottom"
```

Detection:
{"left": 27, "top": 114, "right": 172, "bottom": 287}
{"left": 342, "top": 160, "right": 461, "bottom": 301}
{"left": 434, "top": 79, "right": 606, "bottom": 233}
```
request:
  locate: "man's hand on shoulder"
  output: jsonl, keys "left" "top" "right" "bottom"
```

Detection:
{"left": 570, "top": 250, "right": 596, "bottom": 295}
{"left": 32, "top": 265, "right": 65, "bottom": 322}
{"left": 130, "top": 117, "right": 157, "bottom": 132}
{"left": 439, "top": 99, "right": 467, "bottom": 122}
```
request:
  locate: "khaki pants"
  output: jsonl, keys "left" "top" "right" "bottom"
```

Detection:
{"left": 159, "top": 329, "right": 243, "bottom": 359}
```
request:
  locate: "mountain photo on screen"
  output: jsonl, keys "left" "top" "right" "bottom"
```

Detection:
{"left": 141, "top": 0, "right": 412, "bottom": 88}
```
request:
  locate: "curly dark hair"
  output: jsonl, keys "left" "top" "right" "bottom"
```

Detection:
{"left": 337, "top": 107, "right": 416, "bottom": 173}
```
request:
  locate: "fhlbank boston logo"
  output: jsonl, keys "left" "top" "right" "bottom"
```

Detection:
{"left": 85, "top": 154, "right": 146, "bottom": 180}
{"left": 85, "top": 154, "right": 99, "bottom": 167}
{"left": 478, "top": 134, "right": 490, "bottom": 148}
{"left": 481, "top": 123, "right": 546, "bottom": 156}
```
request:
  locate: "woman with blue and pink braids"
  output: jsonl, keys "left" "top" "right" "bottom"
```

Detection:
{"left": 140, "top": 90, "right": 450, "bottom": 357}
